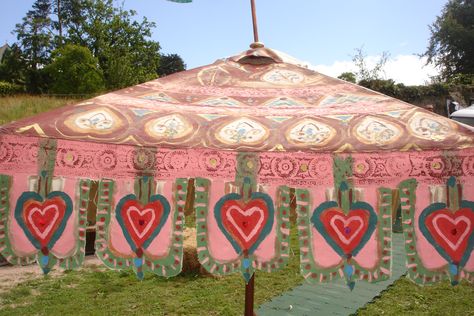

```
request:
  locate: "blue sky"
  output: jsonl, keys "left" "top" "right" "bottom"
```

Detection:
{"left": 1, "top": 0, "right": 447, "bottom": 84}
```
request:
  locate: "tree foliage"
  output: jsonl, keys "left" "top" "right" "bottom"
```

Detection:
{"left": 60, "top": 0, "right": 160, "bottom": 89}
{"left": 337, "top": 72, "right": 356, "bottom": 83}
{"left": 157, "top": 53, "right": 186, "bottom": 77}
{"left": 0, "top": 45, "right": 27, "bottom": 85}
{"left": 352, "top": 46, "right": 390, "bottom": 82}
{"left": 13, "top": 0, "right": 54, "bottom": 92}
{"left": 46, "top": 44, "right": 104, "bottom": 94}
{"left": 4, "top": 0, "right": 185, "bottom": 94}
{"left": 424, "top": 0, "right": 474, "bottom": 81}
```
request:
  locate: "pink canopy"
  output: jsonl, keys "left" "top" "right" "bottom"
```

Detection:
{"left": 0, "top": 46, "right": 473, "bottom": 288}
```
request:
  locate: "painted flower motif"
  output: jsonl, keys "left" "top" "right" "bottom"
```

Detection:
{"left": 462, "top": 156, "right": 474, "bottom": 176}
{"left": 127, "top": 149, "right": 155, "bottom": 171}
{"left": 308, "top": 157, "right": 332, "bottom": 178}
{"left": 0, "top": 143, "right": 13, "bottom": 163}
{"left": 199, "top": 151, "right": 224, "bottom": 172}
{"left": 94, "top": 150, "right": 117, "bottom": 171}
{"left": 164, "top": 150, "right": 189, "bottom": 170}
{"left": 23, "top": 144, "right": 39, "bottom": 163}
{"left": 426, "top": 157, "right": 451, "bottom": 178}
{"left": 271, "top": 157, "right": 298, "bottom": 178}
{"left": 352, "top": 158, "right": 375, "bottom": 178}
{"left": 58, "top": 149, "right": 84, "bottom": 168}
{"left": 386, "top": 157, "right": 412, "bottom": 177}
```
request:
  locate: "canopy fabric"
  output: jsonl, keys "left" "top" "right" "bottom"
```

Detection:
{"left": 3, "top": 47, "right": 472, "bottom": 153}
{"left": 0, "top": 46, "right": 473, "bottom": 289}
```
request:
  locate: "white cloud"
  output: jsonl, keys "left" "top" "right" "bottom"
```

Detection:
{"left": 312, "top": 55, "right": 439, "bottom": 86}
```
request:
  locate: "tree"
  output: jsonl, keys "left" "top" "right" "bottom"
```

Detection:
{"left": 0, "top": 45, "right": 27, "bottom": 85}
{"left": 352, "top": 46, "right": 390, "bottom": 82}
{"left": 337, "top": 72, "right": 356, "bottom": 83}
{"left": 424, "top": 0, "right": 474, "bottom": 81}
{"left": 9, "top": 0, "right": 185, "bottom": 92}
{"left": 60, "top": 0, "right": 160, "bottom": 89}
{"left": 14, "top": 0, "right": 54, "bottom": 92}
{"left": 46, "top": 44, "right": 104, "bottom": 94}
{"left": 157, "top": 53, "right": 186, "bottom": 77}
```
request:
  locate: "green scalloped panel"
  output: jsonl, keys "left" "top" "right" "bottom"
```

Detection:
{"left": 195, "top": 178, "right": 290, "bottom": 278}
{"left": 0, "top": 139, "right": 86, "bottom": 271}
{"left": 195, "top": 178, "right": 241, "bottom": 276}
{"left": 0, "top": 174, "right": 37, "bottom": 265}
{"left": 254, "top": 186, "right": 291, "bottom": 272}
{"left": 400, "top": 179, "right": 474, "bottom": 285}
{"left": 57, "top": 179, "right": 89, "bottom": 270}
{"left": 95, "top": 178, "right": 186, "bottom": 278}
{"left": 295, "top": 177, "right": 392, "bottom": 282}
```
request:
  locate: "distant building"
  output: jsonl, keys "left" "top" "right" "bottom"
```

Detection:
{"left": 0, "top": 44, "right": 10, "bottom": 63}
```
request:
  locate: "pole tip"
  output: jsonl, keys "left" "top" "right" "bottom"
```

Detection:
{"left": 249, "top": 42, "right": 265, "bottom": 49}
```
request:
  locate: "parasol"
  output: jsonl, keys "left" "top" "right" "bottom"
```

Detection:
{"left": 0, "top": 1, "right": 473, "bottom": 315}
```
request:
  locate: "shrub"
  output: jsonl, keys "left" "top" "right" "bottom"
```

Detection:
{"left": 0, "top": 81, "right": 24, "bottom": 96}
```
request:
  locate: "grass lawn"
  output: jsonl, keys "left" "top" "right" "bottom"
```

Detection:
{"left": 0, "top": 95, "right": 80, "bottom": 125}
{"left": 0, "top": 95, "right": 473, "bottom": 315}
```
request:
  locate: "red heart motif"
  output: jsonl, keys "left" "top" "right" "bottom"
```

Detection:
{"left": 425, "top": 208, "right": 474, "bottom": 264}
{"left": 221, "top": 199, "right": 270, "bottom": 252}
{"left": 320, "top": 208, "right": 371, "bottom": 255}
{"left": 23, "top": 197, "right": 67, "bottom": 248}
{"left": 120, "top": 200, "right": 164, "bottom": 249}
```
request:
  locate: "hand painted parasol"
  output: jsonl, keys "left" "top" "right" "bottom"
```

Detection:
{"left": 0, "top": 1, "right": 473, "bottom": 315}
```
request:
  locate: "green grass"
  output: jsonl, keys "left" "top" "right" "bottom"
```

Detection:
{"left": 0, "top": 96, "right": 473, "bottom": 315}
{"left": 358, "top": 278, "right": 474, "bottom": 316}
{"left": 0, "top": 233, "right": 303, "bottom": 316}
{"left": 0, "top": 95, "right": 79, "bottom": 125}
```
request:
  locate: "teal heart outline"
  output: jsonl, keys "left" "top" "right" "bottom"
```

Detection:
{"left": 214, "top": 192, "right": 274, "bottom": 256}
{"left": 419, "top": 200, "right": 474, "bottom": 267}
{"left": 15, "top": 191, "right": 73, "bottom": 250}
{"left": 312, "top": 201, "right": 377, "bottom": 258}
{"left": 115, "top": 194, "right": 171, "bottom": 252}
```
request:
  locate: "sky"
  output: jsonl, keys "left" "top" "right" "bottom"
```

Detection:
{"left": 0, "top": 0, "right": 448, "bottom": 85}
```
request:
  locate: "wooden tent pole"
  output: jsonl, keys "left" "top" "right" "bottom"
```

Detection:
{"left": 244, "top": 274, "right": 255, "bottom": 316}
{"left": 250, "top": 0, "right": 259, "bottom": 43}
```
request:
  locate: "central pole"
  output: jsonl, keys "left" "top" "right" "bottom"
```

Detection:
{"left": 250, "top": 0, "right": 259, "bottom": 43}
{"left": 244, "top": 274, "right": 255, "bottom": 316}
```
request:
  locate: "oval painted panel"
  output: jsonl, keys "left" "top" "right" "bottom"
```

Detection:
{"left": 286, "top": 118, "right": 336, "bottom": 146}
{"left": 353, "top": 116, "right": 402, "bottom": 145}
{"left": 215, "top": 118, "right": 269, "bottom": 145}
{"left": 144, "top": 114, "right": 194, "bottom": 140}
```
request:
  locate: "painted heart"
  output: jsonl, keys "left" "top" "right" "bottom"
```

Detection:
{"left": 15, "top": 191, "right": 73, "bottom": 250}
{"left": 419, "top": 202, "right": 474, "bottom": 266}
{"left": 116, "top": 194, "right": 170, "bottom": 251}
{"left": 312, "top": 201, "right": 377, "bottom": 257}
{"left": 215, "top": 192, "right": 274, "bottom": 255}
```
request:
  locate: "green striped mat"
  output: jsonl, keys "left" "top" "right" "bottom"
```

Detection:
{"left": 258, "top": 233, "right": 406, "bottom": 316}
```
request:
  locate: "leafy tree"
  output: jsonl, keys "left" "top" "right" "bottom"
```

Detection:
{"left": 424, "top": 0, "right": 474, "bottom": 81}
{"left": 358, "top": 79, "right": 399, "bottom": 97}
{"left": 46, "top": 44, "right": 104, "bottom": 94}
{"left": 9, "top": 0, "right": 185, "bottom": 92}
{"left": 14, "top": 0, "right": 54, "bottom": 92}
{"left": 60, "top": 0, "right": 160, "bottom": 89}
{"left": 337, "top": 72, "right": 356, "bottom": 83}
{"left": 0, "top": 45, "right": 27, "bottom": 85}
{"left": 157, "top": 53, "right": 186, "bottom": 77}
{"left": 352, "top": 46, "right": 390, "bottom": 82}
